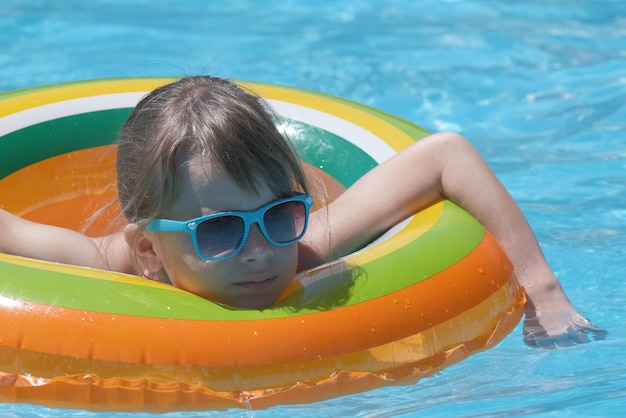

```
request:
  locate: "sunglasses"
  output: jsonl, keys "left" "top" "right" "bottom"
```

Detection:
{"left": 146, "top": 194, "right": 313, "bottom": 261}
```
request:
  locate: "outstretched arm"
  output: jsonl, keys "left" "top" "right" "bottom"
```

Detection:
{"left": 0, "top": 208, "right": 134, "bottom": 274}
{"left": 312, "top": 132, "right": 606, "bottom": 348}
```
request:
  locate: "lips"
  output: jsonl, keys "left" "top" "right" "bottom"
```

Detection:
{"left": 234, "top": 276, "right": 277, "bottom": 291}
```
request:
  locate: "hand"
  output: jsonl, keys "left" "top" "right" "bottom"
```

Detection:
{"left": 522, "top": 307, "right": 607, "bottom": 349}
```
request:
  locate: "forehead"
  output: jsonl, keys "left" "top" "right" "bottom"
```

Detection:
{"left": 167, "top": 152, "right": 276, "bottom": 219}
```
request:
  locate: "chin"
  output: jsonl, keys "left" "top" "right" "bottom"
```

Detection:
{"left": 233, "top": 296, "right": 276, "bottom": 310}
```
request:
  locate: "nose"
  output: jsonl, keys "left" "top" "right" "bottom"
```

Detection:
{"left": 238, "top": 223, "right": 273, "bottom": 262}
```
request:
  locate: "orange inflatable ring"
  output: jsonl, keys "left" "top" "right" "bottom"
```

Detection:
{"left": 0, "top": 78, "right": 525, "bottom": 412}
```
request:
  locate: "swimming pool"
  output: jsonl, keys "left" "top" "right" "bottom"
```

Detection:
{"left": 1, "top": 0, "right": 624, "bottom": 416}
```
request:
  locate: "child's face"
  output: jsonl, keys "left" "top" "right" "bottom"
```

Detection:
{"left": 147, "top": 154, "right": 299, "bottom": 310}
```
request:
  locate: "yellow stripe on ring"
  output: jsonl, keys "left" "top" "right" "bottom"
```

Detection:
{"left": 0, "top": 78, "right": 174, "bottom": 117}
{"left": 0, "top": 253, "right": 181, "bottom": 291}
{"left": 1, "top": 78, "right": 415, "bottom": 155}
{"left": 240, "top": 82, "right": 417, "bottom": 152}
{"left": 345, "top": 202, "right": 443, "bottom": 266}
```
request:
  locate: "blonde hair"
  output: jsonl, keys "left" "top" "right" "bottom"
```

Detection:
{"left": 115, "top": 76, "right": 312, "bottom": 279}
{"left": 116, "top": 76, "right": 309, "bottom": 224}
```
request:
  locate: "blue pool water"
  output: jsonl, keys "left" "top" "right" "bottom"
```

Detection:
{"left": 1, "top": 0, "right": 625, "bottom": 416}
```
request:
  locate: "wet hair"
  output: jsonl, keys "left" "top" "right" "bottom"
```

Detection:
{"left": 116, "top": 76, "right": 309, "bottom": 224}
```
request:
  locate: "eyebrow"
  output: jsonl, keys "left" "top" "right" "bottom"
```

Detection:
{"left": 166, "top": 194, "right": 284, "bottom": 221}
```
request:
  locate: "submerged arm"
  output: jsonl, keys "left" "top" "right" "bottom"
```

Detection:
{"left": 310, "top": 132, "right": 606, "bottom": 348}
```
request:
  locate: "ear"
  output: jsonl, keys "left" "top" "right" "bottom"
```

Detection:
{"left": 124, "top": 224, "right": 164, "bottom": 275}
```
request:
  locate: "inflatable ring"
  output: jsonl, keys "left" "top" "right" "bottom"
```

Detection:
{"left": 0, "top": 78, "right": 525, "bottom": 412}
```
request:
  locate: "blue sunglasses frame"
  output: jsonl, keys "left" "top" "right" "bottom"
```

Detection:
{"left": 146, "top": 194, "right": 313, "bottom": 261}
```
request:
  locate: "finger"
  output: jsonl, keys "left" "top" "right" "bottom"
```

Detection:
{"left": 533, "top": 335, "right": 557, "bottom": 349}
{"left": 591, "top": 328, "right": 608, "bottom": 340}
{"left": 567, "top": 326, "right": 591, "bottom": 345}
{"left": 573, "top": 317, "right": 608, "bottom": 341}
{"left": 523, "top": 335, "right": 539, "bottom": 348}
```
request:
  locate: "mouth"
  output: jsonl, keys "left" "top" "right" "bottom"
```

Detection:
{"left": 234, "top": 276, "right": 277, "bottom": 291}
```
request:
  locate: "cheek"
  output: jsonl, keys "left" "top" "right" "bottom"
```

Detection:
{"left": 152, "top": 234, "right": 200, "bottom": 281}
{"left": 153, "top": 234, "right": 231, "bottom": 298}
{"left": 276, "top": 244, "right": 299, "bottom": 277}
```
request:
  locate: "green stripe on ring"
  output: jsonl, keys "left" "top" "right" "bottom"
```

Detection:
{"left": 0, "top": 201, "right": 484, "bottom": 320}
{"left": 0, "top": 109, "right": 132, "bottom": 179}
{"left": 0, "top": 110, "right": 377, "bottom": 186}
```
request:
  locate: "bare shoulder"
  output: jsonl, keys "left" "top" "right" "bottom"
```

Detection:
{"left": 93, "top": 232, "right": 137, "bottom": 275}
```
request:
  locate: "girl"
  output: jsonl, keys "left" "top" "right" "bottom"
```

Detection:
{"left": 0, "top": 76, "right": 605, "bottom": 348}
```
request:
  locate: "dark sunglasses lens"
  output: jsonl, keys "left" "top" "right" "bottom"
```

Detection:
{"left": 196, "top": 215, "right": 244, "bottom": 259}
{"left": 264, "top": 200, "right": 306, "bottom": 243}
